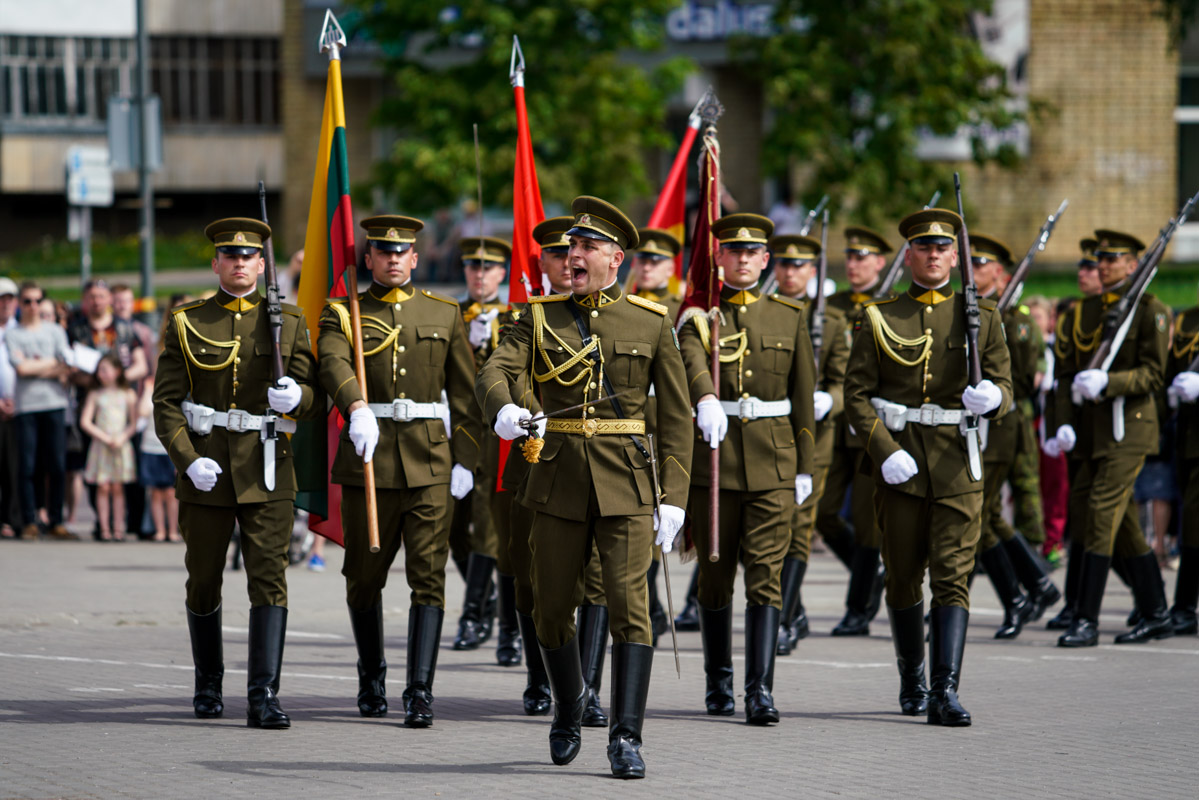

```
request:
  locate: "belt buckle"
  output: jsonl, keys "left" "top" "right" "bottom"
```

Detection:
{"left": 919, "top": 405, "right": 936, "bottom": 426}
{"left": 739, "top": 398, "right": 756, "bottom": 420}
{"left": 226, "top": 408, "right": 250, "bottom": 433}
{"left": 582, "top": 418, "right": 599, "bottom": 438}
{"left": 391, "top": 399, "right": 411, "bottom": 422}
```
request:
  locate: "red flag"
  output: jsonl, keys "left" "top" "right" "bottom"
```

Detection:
{"left": 509, "top": 37, "right": 545, "bottom": 304}
{"left": 648, "top": 116, "right": 700, "bottom": 280}
{"left": 678, "top": 127, "right": 723, "bottom": 322}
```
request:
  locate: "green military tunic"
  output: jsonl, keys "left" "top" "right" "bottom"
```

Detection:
{"left": 980, "top": 305, "right": 1046, "bottom": 550}
{"left": 1052, "top": 285, "right": 1167, "bottom": 559}
{"left": 476, "top": 285, "right": 693, "bottom": 647}
{"left": 817, "top": 287, "right": 891, "bottom": 553}
{"left": 1169, "top": 306, "right": 1199, "bottom": 551}
{"left": 318, "top": 282, "right": 481, "bottom": 610}
{"left": 844, "top": 284, "right": 1013, "bottom": 610}
{"left": 154, "top": 289, "right": 320, "bottom": 613}
{"left": 678, "top": 284, "right": 818, "bottom": 610}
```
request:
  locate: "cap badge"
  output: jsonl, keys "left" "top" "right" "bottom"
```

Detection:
{"left": 929, "top": 223, "right": 944, "bottom": 235}
{"left": 387, "top": 228, "right": 398, "bottom": 239}
{"left": 234, "top": 232, "right": 246, "bottom": 243}
{"left": 785, "top": 244, "right": 799, "bottom": 256}
{"left": 579, "top": 214, "right": 592, "bottom": 226}
{"left": 737, "top": 227, "right": 750, "bottom": 239}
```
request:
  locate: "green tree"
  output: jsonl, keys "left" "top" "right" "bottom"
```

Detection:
{"left": 347, "top": 0, "right": 692, "bottom": 214}
{"left": 731, "top": 0, "right": 1025, "bottom": 225}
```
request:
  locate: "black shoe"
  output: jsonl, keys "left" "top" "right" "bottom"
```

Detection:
{"left": 1058, "top": 552, "right": 1109, "bottom": 648}
{"left": 744, "top": 605, "right": 780, "bottom": 725}
{"left": 402, "top": 605, "right": 443, "bottom": 728}
{"left": 1003, "top": 533, "right": 1062, "bottom": 622}
{"left": 1170, "top": 546, "right": 1199, "bottom": 635}
{"left": 1045, "top": 605, "right": 1074, "bottom": 630}
{"left": 453, "top": 554, "right": 495, "bottom": 651}
{"left": 541, "top": 636, "right": 586, "bottom": 766}
{"left": 186, "top": 605, "right": 224, "bottom": 719}
{"left": 517, "top": 612, "right": 551, "bottom": 715}
{"left": 790, "top": 606, "right": 810, "bottom": 645}
{"left": 1114, "top": 552, "right": 1175, "bottom": 644}
{"left": 577, "top": 604, "right": 609, "bottom": 728}
{"left": 698, "top": 604, "right": 735, "bottom": 716}
{"left": 246, "top": 605, "right": 290, "bottom": 729}
{"left": 674, "top": 567, "right": 701, "bottom": 631}
{"left": 978, "top": 543, "right": 1033, "bottom": 640}
{"left": 495, "top": 574, "right": 522, "bottom": 667}
{"left": 832, "top": 547, "right": 880, "bottom": 636}
{"left": 776, "top": 558, "right": 805, "bottom": 656}
{"left": 927, "top": 605, "right": 970, "bottom": 727}
{"left": 1126, "top": 607, "right": 1143, "bottom": 628}
{"left": 348, "top": 603, "right": 388, "bottom": 717}
{"left": 607, "top": 642, "right": 652, "bottom": 780}
{"left": 888, "top": 602, "right": 929, "bottom": 716}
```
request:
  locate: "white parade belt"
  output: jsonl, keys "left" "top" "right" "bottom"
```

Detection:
{"left": 720, "top": 397, "right": 792, "bottom": 420}
{"left": 367, "top": 398, "right": 447, "bottom": 422}
{"left": 182, "top": 401, "right": 296, "bottom": 435}
{"left": 870, "top": 397, "right": 984, "bottom": 481}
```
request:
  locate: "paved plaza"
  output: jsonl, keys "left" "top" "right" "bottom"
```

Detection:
{"left": 1, "top": 537, "right": 1195, "bottom": 799}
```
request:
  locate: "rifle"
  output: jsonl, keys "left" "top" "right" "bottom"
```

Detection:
{"left": 811, "top": 209, "right": 829, "bottom": 371}
{"left": 875, "top": 190, "right": 942, "bottom": 298}
{"left": 259, "top": 181, "right": 284, "bottom": 492}
{"left": 762, "top": 194, "right": 829, "bottom": 296}
{"left": 954, "top": 173, "right": 983, "bottom": 481}
{"left": 996, "top": 199, "right": 1069, "bottom": 314}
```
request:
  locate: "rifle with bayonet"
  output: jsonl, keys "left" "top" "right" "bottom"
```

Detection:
{"left": 259, "top": 181, "right": 284, "bottom": 491}
{"left": 995, "top": 199, "right": 1069, "bottom": 314}
{"left": 954, "top": 173, "right": 984, "bottom": 481}
{"left": 811, "top": 209, "right": 829, "bottom": 371}
{"left": 875, "top": 190, "right": 941, "bottom": 298}
{"left": 762, "top": 194, "right": 829, "bottom": 296}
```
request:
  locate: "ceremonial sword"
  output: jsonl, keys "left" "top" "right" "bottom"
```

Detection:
{"left": 647, "top": 433, "right": 681, "bottom": 678}
{"left": 517, "top": 390, "right": 635, "bottom": 433}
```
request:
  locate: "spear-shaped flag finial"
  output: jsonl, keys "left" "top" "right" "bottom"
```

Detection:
{"left": 319, "top": 9, "right": 348, "bottom": 59}
{"left": 694, "top": 86, "right": 724, "bottom": 127}
{"left": 510, "top": 35, "right": 526, "bottom": 88}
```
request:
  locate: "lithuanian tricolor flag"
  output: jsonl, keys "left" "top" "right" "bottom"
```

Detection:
{"left": 294, "top": 55, "right": 356, "bottom": 546}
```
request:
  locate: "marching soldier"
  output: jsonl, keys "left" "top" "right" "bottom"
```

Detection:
{"left": 766, "top": 234, "right": 850, "bottom": 655}
{"left": 844, "top": 209, "right": 1013, "bottom": 727}
{"left": 478, "top": 196, "right": 693, "bottom": 779}
{"left": 968, "top": 234, "right": 1061, "bottom": 639}
{"left": 450, "top": 236, "right": 514, "bottom": 658}
{"left": 1050, "top": 229, "right": 1173, "bottom": 647}
{"left": 820, "top": 227, "right": 893, "bottom": 636}
{"left": 679, "top": 214, "right": 817, "bottom": 725}
{"left": 318, "top": 215, "right": 481, "bottom": 727}
{"left": 1167, "top": 300, "right": 1199, "bottom": 635}
{"left": 154, "top": 218, "right": 320, "bottom": 728}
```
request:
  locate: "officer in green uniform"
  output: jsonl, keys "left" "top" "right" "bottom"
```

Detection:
{"left": 450, "top": 236, "right": 512, "bottom": 656}
{"left": 318, "top": 215, "right": 481, "bottom": 727}
{"left": 820, "top": 227, "right": 894, "bottom": 636}
{"left": 766, "top": 234, "right": 850, "bottom": 656}
{"left": 679, "top": 213, "right": 817, "bottom": 726}
{"left": 478, "top": 196, "right": 693, "bottom": 779}
{"left": 154, "top": 218, "right": 320, "bottom": 729}
{"left": 1050, "top": 229, "right": 1173, "bottom": 646}
{"left": 1167, "top": 304, "right": 1199, "bottom": 635}
{"left": 967, "top": 233, "right": 1060, "bottom": 639}
{"left": 844, "top": 209, "right": 1013, "bottom": 727}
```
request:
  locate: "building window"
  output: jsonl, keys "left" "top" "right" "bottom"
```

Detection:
{"left": 151, "top": 37, "right": 279, "bottom": 127}
{"left": 0, "top": 34, "right": 134, "bottom": 125}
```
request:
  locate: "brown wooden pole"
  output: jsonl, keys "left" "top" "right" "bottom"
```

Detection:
{"left": 344, "top": 265, "right": 381, "bottom": 553}
{"left": 708, "top": 310, "right": 720, "bottom": 563}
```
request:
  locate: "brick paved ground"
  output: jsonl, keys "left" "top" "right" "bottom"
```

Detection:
{"left": 1, "top": 538, "right": 1195, "bottom": 799}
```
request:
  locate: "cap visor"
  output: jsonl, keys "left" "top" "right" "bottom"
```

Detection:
{"left": 371, "top": 241, "right": 412, "bottom": 253}
{"left": 567, "top": 226, "right": 616, "bottom": 244}
{"left": 721, "top": 241, "right": 766, "bottom": 250}
{"left": 216, "top": 246, "right": 261, "bottom": 256}
{"left": 910, "top": 236, "right": 954, "bottom": 246}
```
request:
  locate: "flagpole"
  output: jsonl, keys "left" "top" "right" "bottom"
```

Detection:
{"left": 321, "top": 11, "right": 380, "bottom": 554}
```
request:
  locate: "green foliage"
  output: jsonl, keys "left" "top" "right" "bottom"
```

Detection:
{"left": 731, "top": 0, "right": 1024, "bottom": 226}
{"left": 347, "top": 0, "right": 692, "bottom": 214}
{"left": 0, "top": 233, "right": 213, "bottom": 278}
{"left": 1157, "top": 0, "right": 1199, "bottom": 46}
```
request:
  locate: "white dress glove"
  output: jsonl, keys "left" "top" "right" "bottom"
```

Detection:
{"left": 1041, "top": 437, "right": 1062, "bottom": 458}
{"left": 1055, "top": 424, "right": 1077, "bottom": 453}
{"left": 812, "top": 391, "right": 834, "bottom": 421}
{"left": 880, "top": 450, "right": 919, "bottom": 485}
{"left": 1172, "top": 371, "right": 1199, "bottom": 403}
{"left": 185, "top": 457, "right": 222, "bottom": 492}
{"left": 1073, "top": 369, "right": 1109, "bottom": 401}
{"left": 653, "top": 504, "right": 686, "bottom": 554}
{"left": 696, "top": 397, "right": 728, "bottom": 450}
{"left": 450, "top": 463, "right": 474, "bottom": 500}
{"left": 795, "top": 474, "right": 813, "bottom": 505}
{"left": 349, "top": 407, "right": 380, "bottom": 463}
{"left": 267, "top": 376, "right": 302, "bottom": 414}
{"left": 961, "top": 379, "right": 1002, "bottom": 416}
{"left": 494, "top": 403, "right": 532, "bottom": 441}
{"left": 468, "top": 309, "right": 499, "bottom": 350}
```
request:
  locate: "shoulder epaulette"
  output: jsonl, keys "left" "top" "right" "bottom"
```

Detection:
{"left": 281, "top": 302, "right": 302, "bottom": 317}
{"left": 326, "top": 297, "right": 348, "bottom": 304}
{"left": 863, "top": 296, "right": 897, "bottom": 308}
{"left": 421, "top": 289, "right": 459, "bottom": 307}
{"left": 979, "top": 297, "right": 998, "bottom": 311}
{"left": 768, "top": 294, "right": 804, "bottom": 311}
{"left": 171, "top": 299, "right": 206, "bottom": 315}
{"left": 530, "top": 294, "right": 569, "bottom": 303}
{"left": 627, "top": 294, "right": 667, "bottom": 315}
